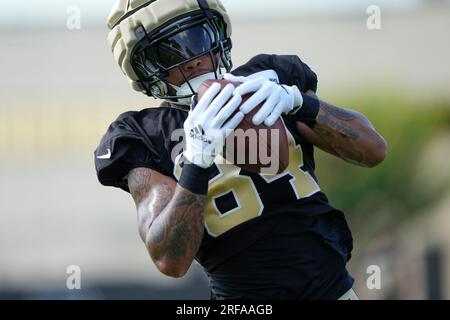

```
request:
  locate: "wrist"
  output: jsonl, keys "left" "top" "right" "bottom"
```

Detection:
{"left": 178, "top": 162, "right": 210, "bottom": 195}
{"left": 292, "top": 93, "right": 320, "bottom": 128}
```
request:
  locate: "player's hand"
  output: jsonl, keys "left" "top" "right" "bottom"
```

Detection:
{"left": 224, "top": 73, "right": 303, "bottom": 127}
{"left": 183, "top": 82, "right": 244, "bottom": 168}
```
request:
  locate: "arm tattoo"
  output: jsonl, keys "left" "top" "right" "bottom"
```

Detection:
{"left": 301, "top": 91, "right": 386, "bottom": 167}
{"left": 128, "top": 167, "right": 152, "bottom": 205}
{"left": 149, "top": 188, "right": 206, "bottom": 261}
{"left": 310, "top": 97, "right": 375, "bottom": 165}
{"left": 150, "top": 182, "right": 174, "bottom": 218}
{"left": 128, "top": 167, "right": 206, "bottom": 265}
{"left": 321, "top": 102, "right": 358, "bottom": 121}
{"left": 315, "top": 101, "right": 359, "bottom": 140}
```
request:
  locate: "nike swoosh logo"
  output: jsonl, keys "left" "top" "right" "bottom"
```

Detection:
{"left": 97, "top": 148, "right": 111, "bottom": 159}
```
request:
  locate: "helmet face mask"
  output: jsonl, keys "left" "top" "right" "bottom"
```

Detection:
{"left": 130, "top": 12, "right": 232, "bottom": 107}
{"left": 139, "top": 19, "right": 218, "bottom": 71}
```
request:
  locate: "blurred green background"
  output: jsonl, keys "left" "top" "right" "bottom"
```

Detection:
{"left": 1, "top": 0, "right": 449, "bottom": 299}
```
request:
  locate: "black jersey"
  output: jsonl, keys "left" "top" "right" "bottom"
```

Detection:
{"left": 95, "top": 54, "right": 354, "bottom": 299}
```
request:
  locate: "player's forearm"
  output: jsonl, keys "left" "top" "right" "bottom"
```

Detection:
{"left": 310, "top": 96, "right": 387, "bottom": 167}
{"left": 128, "top": 166, "right": 207, "bottom": 278}
{"left": 145, "top": 185, "right": 206, "bottom": 277}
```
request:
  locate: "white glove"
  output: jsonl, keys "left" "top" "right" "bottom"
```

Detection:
{"left": 183, "top": 82, "right": 244, "bottom": 168}
{"left": 224, "top": 73, "right": 303, "bottom": 127}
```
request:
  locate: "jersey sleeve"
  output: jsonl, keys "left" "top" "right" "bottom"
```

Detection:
{"left": 232, "top": 54, "right": 318, "bottom": 93}
{"left": 94, "top": 111, "right": 164, "bottom": 193}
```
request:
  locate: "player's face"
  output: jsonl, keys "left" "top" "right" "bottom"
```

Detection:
{"left": 164, "top": 53, "right": 218, "bottom": 86}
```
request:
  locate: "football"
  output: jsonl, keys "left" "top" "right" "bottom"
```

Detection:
{"left": 196, "top": 79, "right": 289, "bottom": 175}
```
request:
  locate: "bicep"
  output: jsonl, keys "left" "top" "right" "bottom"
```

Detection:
{"left": 127, "top": 167, "right": 177, "bottom": 241}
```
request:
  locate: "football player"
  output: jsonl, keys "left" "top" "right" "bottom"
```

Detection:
{"left": 95, "top": 0, "right": 387, "bottom": 300}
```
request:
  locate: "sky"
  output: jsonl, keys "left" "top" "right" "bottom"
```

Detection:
{"left": 0, "top": 0, "right": 424, "bottom": 28}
